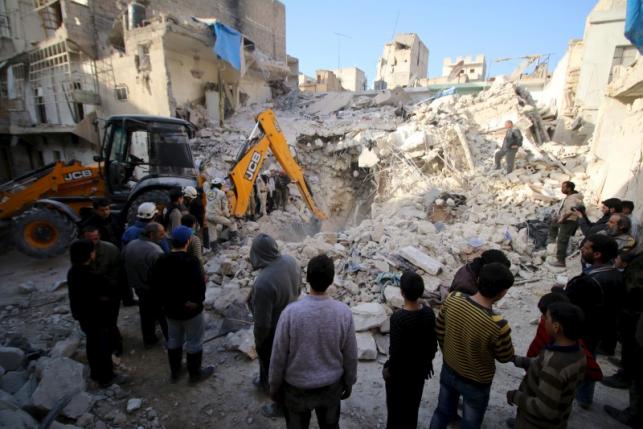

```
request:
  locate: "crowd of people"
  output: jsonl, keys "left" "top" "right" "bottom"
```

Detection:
{"left": 64, "top": 177, "right": 643, "bottom": 429}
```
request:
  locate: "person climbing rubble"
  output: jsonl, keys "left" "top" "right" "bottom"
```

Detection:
{"left": 269, "top": 254, "right": 357, "bottom": 428}
{"left": 150, "top": 226, "right": 213, "bottom": 384}
{"left": 248, "top": 233, "right": 301, "bottom": 417}
{"left": 205, "top": 178, "right": 238, "bottom": 248}
{"left": 548, "top": 181, "right": 584, "bottom": 267}
{"left": 494, "top": 120, "right": 523, "bottom": 174}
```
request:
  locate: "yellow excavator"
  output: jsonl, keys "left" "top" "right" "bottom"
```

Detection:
{"left": 227, "top": 109, "right": 327, "bottom": 220}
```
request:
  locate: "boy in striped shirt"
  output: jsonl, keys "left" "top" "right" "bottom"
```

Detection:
{"left": 507, "top": 302, "right": 587, "bottom": 428}
{"left": 429, "top": 262, "right": 515, "bottom": 429}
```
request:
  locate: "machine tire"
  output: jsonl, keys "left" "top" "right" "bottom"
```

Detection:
{"left": 126, "top": 189, "right": 171, "bottom": 225}
{"left": 12, "top": 207, "right": 77, "bottom": 258}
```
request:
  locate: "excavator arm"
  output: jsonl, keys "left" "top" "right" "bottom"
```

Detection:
{"left": 228, "top": 109, "right": 327, "bottom": 220}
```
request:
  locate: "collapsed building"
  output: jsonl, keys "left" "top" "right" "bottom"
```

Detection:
{"left": 374, "top": 33, "right": 428, "bottom": 90}
{"left": 0, "top": 0, "right": 289, "bottom": 182}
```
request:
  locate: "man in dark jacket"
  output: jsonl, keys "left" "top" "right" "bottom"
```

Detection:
{"left": 122, "top": 202, "right": 170, "bottom": 253}
{"left": 122, "top": 222, "right": 168, "bottom": 347}
{"left": 67, "top": 239, "right": 125, "bottom": 387}
{"left": 558, "top": 234, "right": 623, "bottom": 409}
{"left": 249, "top": 233, "right": 301, "bottom": 415}
{"left": 82, "top": 226, "right": 124, "bottom": 355}
{"left": 494, "top": 120, "right": 523, "bottom": 173}
{"left": 450, "top": 249, "right": 511, "bottom": 295}
{"left": 578, "top": 198, "right": 623, "bottom": 237}
{"left": 150, "top": 225, "right": 213, "bottom": 384}
{"left": 82, "top": 198, "right": 122, "bottom": 248}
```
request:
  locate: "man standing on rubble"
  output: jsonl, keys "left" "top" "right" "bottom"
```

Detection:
{"left": 82, "top": 225, "right": 124, "bottom": 356}
{"left": 548, "top": 181, "right": 584, "bottom": 267}
{"left": 122, "top": 222, "right": 168, "bottom": 348}
{"left": 249, "top": 233, "right": 301, "bottom": 417}
{"left": 269, "top": 254, "right": 357, "bottom": 428}
{"left": 205, "top": 178, "right": 238, "bottom": 248}
{"left": 494, "top": 120, "right": 523, "bottom": 174}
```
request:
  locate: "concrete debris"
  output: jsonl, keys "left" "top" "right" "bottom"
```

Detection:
{"left": 0, "top": 347, "right": 24, "bottom": 371}
{"left": 50, "top": 333, "right": 82, "bottom": 358}
{"left": 355, "top": 332, "right": 377, "bottom": 361}
{"left": 0, "top": 370, "right": 27, "bottom": 394}
{"left": 398, "top": 246, "right": 443, "bottom": 275}
{"left": 31, "top": 357, "right": 86, "bottom": 412}
{"left": 126, "top": 398, "right": 143, "bottom": 413}
{"left": 62, "top": 391, "right": 93, "bottom": 419}
{"left": 383, "top": 286, "right": 404, "bottom": 308}
{"left": 351, "top": 303, "right": 388, "bottom": 332}
{"left": 0, "top": 408, "right": 38, "bottom": 429}
{"left": 224, "top": 329, "right": 257, "bottom": 360}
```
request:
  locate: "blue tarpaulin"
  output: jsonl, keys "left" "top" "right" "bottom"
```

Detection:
{"left": 625, "top": 0, "right": 643, "bottom": 53}
{"left": 213, "top": 22, "right": 242, "bottom": 70}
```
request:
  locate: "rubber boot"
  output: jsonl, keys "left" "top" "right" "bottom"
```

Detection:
{"left": 186, "top": 351, "right": 214, "bottom": 384}
{"left": 167, "top": 347, "right": 183, "bottom": 383}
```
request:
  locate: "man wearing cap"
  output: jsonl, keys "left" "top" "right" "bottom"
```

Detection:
{"left": 206, "top": 178, "right": 238, "bottom": 247}
{"left": 150, "top": 225, "right": 214, "bottom": 384}
{"left": 122, "top": 202, "right": 170, "bottom": 253}
{"left": 122, "top": 222, "right": 168, "bottom": 348}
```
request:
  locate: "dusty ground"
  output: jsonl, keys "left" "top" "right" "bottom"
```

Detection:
{"left": 0, "top": 248, "right": 630, "bottom": 429}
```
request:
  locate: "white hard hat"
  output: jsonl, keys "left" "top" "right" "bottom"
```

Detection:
{"left": 182, "top": 186, "right": 197, "bottom": 199}
{"left": 211, "top": 177, "right": 224, "bottom": 185}
{"left": 137, "top": 202, "right": 158, "bottom": 219}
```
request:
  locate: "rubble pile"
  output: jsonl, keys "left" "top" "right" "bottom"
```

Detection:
{"left": 0, "top": 328, "right": 162, "bottom": 429}
{"left": 191, "top": 81, "right": 596, "bottom": 362}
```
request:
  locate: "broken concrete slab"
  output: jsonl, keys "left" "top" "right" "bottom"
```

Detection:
{"left": 398, "top": 246, "right": 443, "bottom": 275}
{"left": 126, "top": 398, "right": 142, "bottom": 413}
{"left": 355, "top": 332, "right": 377, "bottom": 361}
{"left": 224, "top": 329, "right": 257, "bottom": 360}
{"left": 374, "top": 333, "right": 390, "bottom": 356}
{"left": 351, "top": 303, "right": 388, "bottom": 332}
{"left": 0, "top": 408, "right": 38, "bottom": 429}
{"left": 62, "top": 391, "right": 93, "bottom": 419}
{"left": 50, "top": 333, "right": 81, "bottom": 358}
{"left": 0, "top": 370, "right": 27, "bottom": 394}
{"left": 0, "top": 347, "right": 24, "bottom": 371}
{"left": 31, "top": 357, "right": 86, "bottom": 412}
{"left": 383, "top": 286, "right": 404, "bottom": 308}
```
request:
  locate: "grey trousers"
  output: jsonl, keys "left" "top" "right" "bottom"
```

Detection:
{"left": 494, "top": 148, "right": 518, "bottom": 173}
{"left": 166, "top": 312, "right": 205, "bottom": 354}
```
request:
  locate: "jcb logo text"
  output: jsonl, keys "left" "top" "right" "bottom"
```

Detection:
{"left": 63, "top": 170, "right": 93, "bottom": 182}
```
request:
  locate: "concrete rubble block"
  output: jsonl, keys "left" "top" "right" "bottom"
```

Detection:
{"left": 383, "top": 286, "right": 404, "bottom": 309}
{"left": 0, "top": 388, "right": 19, "bottom": 407}
{"left": 51, "top": 333, "right": 82, "bottom": 358}
{"left": 213, "top": 285, "right": 251, "bottom": 315}
{"left": 0, "top": 408, "right": 38, "bottom": 429}
{"left": 13, "top": 375, "right": 37, "bottom": 409}
{"left": 126, "top": 398, "right": 142, "bottom": 413}
{"left": 62, "top": 391, "right": 93, "bottom": 419}
{"left": 31, "top": 357, "right": 86, "bottom": 412}
{"left": 203, "top": 288, "right": 221, "bottom": 310}
{"left": 398, "top": 246, "right": 443, "bottom": 275}
{"left": 0, "top": 370, "right": 27, "bottom": 394}
{"left": 18, "top": 282, "right": 36, "bottom": 295}
{"left": 0, "top": 347, "right": 25, "bottom": 371}
{"left": 379, "top": 319, "right": 390, "bottom": 334}
{"left": 358, "top": 147, "right": 379, "bottom": 168}
{"left": 351, "top": 303, "right": 388, "bottom": 332}
{"left": 50, "top": 422, "right": 82, "bottom": 429}
{"left": 374, "top": 333, "right": 390, "bottom": 356}
{"left": 355, "top": 332, "right": 377, "bottom": 361}
{"left": 224, "top": 329, "right": 257, "bottom": 360}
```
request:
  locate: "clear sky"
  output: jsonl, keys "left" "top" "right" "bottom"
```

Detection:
{"left": 282, "top": 0, "right": 596, "bottom": 87}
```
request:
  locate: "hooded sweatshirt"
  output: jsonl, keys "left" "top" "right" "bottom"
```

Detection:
{"left": 249, "top": 233, "right": 301, "bottom": 349}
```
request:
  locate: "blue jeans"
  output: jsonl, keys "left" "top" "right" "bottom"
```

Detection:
{"left": 429, "top": 364, "right": 491, "bottom": 429}
{"left": 166, "top": 313, "right": 205, "bottom": 354}
{"left": 576, "top": 345, "right": 596, "bottom": 406}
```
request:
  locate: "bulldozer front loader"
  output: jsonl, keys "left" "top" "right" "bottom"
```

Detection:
{"left": 228, "top": 109, "right": 327, "bottom": 220}
{"left": 0, "top": 160, "right": 105, "bottom": 258}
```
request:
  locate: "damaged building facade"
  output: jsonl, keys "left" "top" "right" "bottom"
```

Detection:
{"left": 0, "top": 0, "right": 288, "bottom": 182}
{"left": 374, "top": 33, "right": 428, "bottom": 90}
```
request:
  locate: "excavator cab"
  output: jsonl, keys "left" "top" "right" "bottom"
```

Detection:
{"left": 99, "top": 115, "right": 198, "bottom": 222}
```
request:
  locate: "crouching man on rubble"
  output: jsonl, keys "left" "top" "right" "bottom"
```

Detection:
{"left": 269, "top": 254, "right": 358, "bottom": 429}
{"left": 494, "top": 120, "right": 523, "bottom": 174}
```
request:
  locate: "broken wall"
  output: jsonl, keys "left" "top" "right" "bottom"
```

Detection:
{"left": 147, "top": 0, "right": 286, "bottom": 63}
{"left": 375, "top": 33, "right": 429, "bottom": 89}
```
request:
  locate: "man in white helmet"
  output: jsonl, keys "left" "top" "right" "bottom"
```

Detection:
{"left": 205, "top": 178, "right": 238, "bottom": 247}
{"left": 122, "top": 202, "right": 170, "bottom": 253}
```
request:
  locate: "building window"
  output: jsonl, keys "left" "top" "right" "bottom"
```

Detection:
{"left": 115, "top": 85, "right": 128, "bottom": 101}
{"left": 35, "top": 88, "right": 47, "bottom": 124}
{"left": 136, "top": 44, "right": 151, "bottom": 72}
{"left": 0, "top": 13, "right": 10, "bottom": 38}
{"left": 52, "top": 150, "right": 62, "bottom": 161}
{"left": 610, "top": 45, "right": 638, "bottom": 81}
